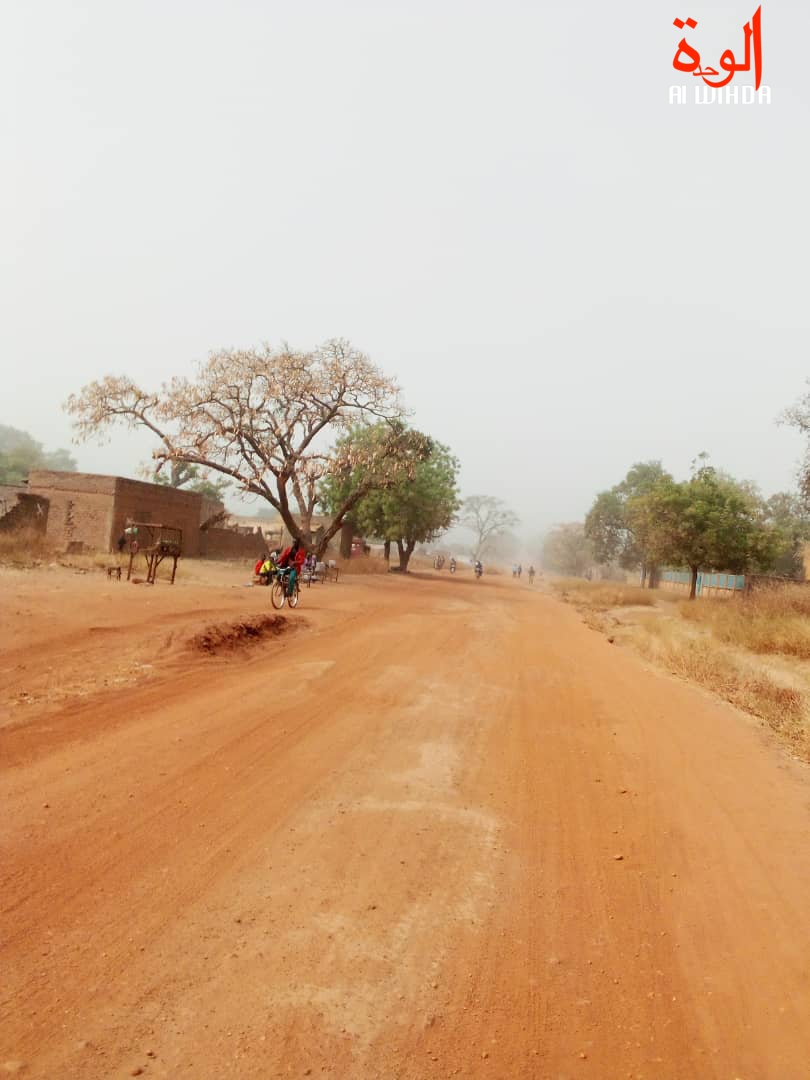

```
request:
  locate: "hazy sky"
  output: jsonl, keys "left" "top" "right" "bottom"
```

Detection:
{"left": 3, "top": 1, "right": 808, "bottom": 533}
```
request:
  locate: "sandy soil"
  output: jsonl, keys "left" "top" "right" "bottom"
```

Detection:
{"left": 2, "top": 564, "right": 810, "bottom": 1079}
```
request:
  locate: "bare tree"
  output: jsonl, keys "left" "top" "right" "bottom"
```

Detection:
{"left": 782, "top": 383, "right": 810, "bottom": 501}
{"left": 459, "top": 495, "right": 519, "bottom": 560}
{"left": 66, "top": 339, "right": 429, "bottom": 555}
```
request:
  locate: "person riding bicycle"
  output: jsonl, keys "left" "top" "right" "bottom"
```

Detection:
{"left": 474, "top": 559, "right": 483, "bottom": 577}
{"left": 276, "top": 539, "right": 307, "bottom": 596}
{"left": 449, "top": 557, "right": 456, "bottom": 572}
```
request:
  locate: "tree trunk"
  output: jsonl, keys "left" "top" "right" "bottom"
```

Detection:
{"left": 640, "top": 563, "right": 647, "bottom": 588}
{"left": 339, "top": 521, "right": 353, "bottom": 560}
{"left": 648, "top": 565, "right": 659, "bottom": 590}
{"left": 383, "top": 540, "right": 391, "bottom": 562}
{"left": 397, "top": 538, "right": 416, "bottom": 572}
{"left": 689, "top": 565, "right": 699, "bottom": 600}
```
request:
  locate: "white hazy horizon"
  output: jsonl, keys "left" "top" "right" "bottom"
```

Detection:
{"left": 3, "top": 1, "right": 808, "bottom": 534}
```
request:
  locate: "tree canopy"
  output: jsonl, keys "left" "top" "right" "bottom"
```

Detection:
{"left": 151, "top": 463, "right": 231, "bottom": 502}
{"left": 0, "top": 424, "right": 77, "bottom": 485}
{"left": 585, "top": 461, "right": 672, "bottom": 584}
{"left": 762, "top": 492, "right": 810, "bottom": 579}
{"left": 66, "top": 339, "right": 429, "bottom": 555}
{"left": 640, "top": 463, "right": 781, "bottom": 597}
{"left": 541, "top": 522, "right": 593, "bottom": 577}
{"left": 331, "top": 435, "right": 460, "bottom": 571}
{"left": 782, "top": 382, "right": 810, "bottom": 501}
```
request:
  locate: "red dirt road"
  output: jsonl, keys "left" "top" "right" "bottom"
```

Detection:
{"left": 2, "top": 567, "right": 810, "bottom": 1078}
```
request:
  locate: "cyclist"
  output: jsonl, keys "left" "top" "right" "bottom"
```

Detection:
{"left": 276, "top": 539, "right": 307, "bottom": 596}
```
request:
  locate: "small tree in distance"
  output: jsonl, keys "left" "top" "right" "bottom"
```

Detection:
{"left": 459, "top": 495, "right": 519, "bottom": 561}
{"left": 0, "top": 425, "right": 77, "bottom": 485}
{"left": 541, "top": 523, "right": 593, "bottom": 577}
{"left": 782, "top": 381, "right": 810, "bottom": 501}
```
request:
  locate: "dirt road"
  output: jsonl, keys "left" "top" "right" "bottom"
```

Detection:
{"left": 3, "top": 567, "right": 810, "bottom": 1079}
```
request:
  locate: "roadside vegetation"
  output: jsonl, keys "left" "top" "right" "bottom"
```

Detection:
{"left": 679, "top": 585, "right": 810, "bottom": 661}
{"left": 550, "top": 578, "right": 656, "bottom": 611}
{"left": 550, "top": 577, "right": 810, "bottom": 761}
{"left": 542, "top": 401, "right": 810, "bottom": 760}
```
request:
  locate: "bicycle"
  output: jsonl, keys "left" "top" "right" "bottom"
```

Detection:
{"left": 270, "top": 567, "right": 300, "bottom": 610}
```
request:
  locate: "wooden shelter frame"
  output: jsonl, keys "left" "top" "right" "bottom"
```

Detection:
{"left": 125, "top": 522, "right": 183, "bottom": 584}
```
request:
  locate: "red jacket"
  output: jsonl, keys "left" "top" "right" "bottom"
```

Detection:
{"left": 278, "top": 546, "right": 306, "bottom": 572}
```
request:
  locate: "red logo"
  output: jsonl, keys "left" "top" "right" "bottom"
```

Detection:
{"left": 673, "top": 6, "right": 762, "bottom": 89}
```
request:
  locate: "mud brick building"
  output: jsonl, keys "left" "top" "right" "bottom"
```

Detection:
{"left": 26, "top": 470, "right": 231, "bottom": 557}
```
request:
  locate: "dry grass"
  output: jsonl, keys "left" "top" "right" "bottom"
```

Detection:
{"left": 0, "top": 529, "right": 54, "bottom": 567}
{"left": 633, "top": 620, "right": 807, "bottom": 755}
{"left": 551, "top": 576, "right": 810, "bottom": 761}
{"left": 680, "top": 585, "right": 810, "bottom": 660}
{"left": 550, "top": 578, "right": 656, "bottom": 611}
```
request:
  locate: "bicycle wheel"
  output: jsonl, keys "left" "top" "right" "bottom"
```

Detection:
{"left": 270, "top": 578, "right": 286, "bottom": 609}
{"left": 288, "top": 582, "right": 300, "bottom": 609}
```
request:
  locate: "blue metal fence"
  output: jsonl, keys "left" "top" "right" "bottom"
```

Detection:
{"left": 660, "top": 570, "right": 745, "bottom": 596}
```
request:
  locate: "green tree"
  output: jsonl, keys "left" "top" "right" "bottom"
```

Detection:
{"left": 541, "top": 522, "right": 593, "bottom": 577}
{"left": 585, "top": 461, "right": 672, "bottom": 587}
{"left": 762, "top": 493, "right": 810, "bottom": 579}
{"left": 152, "top": 463, "right": 231, "bottom": 502}
{"left": 322, "top": 429, "right": 459, "bottom": 572}
{"left": 0, "top": 424, "right": 77, "bottom": 484}
{"left": 642, "top": 463, "right": 781, "bottom": 599}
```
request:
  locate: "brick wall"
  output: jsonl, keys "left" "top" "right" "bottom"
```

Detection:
{"left": 199, "top": 527, "right": 266, "bottom": 561}
{"left": 112, "top": 478, "right": 204, "bottom": 557}
{"left": 28, "top": 471, "right": 117, "bottom": 552}
{"left": 25, "top": 470, "right": 265, "bottom": 558}
{"left": 0, "top": 492, "right": 50, "bottom": 534}
{"left": 0, "top": 484, "right": 27, "bottom": 518}
{"left": 28, "top": 471, "right": 208, "bottom": 555}
{"left": 200, "top": 496, "right": 227, "bottom": 528}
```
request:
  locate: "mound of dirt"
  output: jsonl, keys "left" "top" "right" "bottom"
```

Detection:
{"left": 190, "top": 614, "right": 292, "bottom": 654}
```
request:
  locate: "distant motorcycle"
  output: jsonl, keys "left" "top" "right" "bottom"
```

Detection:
{"left": 474, "top": 563, "right": 483, "bottom": 579}
{"left": 449, "top": 560, "right": 456, "bottom": 574}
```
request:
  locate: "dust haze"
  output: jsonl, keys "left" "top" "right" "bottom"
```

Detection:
{"left": 3, "top": 0, "right": 808, "bottom": 531}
